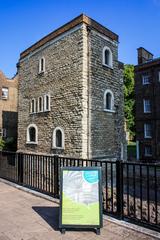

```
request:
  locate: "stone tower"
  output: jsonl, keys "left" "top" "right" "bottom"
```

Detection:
{"left": 18, "top": 14, "right": 126, "bottom": 160}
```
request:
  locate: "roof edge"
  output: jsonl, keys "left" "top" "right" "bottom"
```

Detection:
{"left": 20, "top": 14, "right": 119, "bottom": 60}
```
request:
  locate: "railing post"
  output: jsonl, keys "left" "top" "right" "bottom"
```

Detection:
{"left": 116, "top": 160, "right": 123, "bottom": 219}
{"left": 18, "top": 152, "right": 23, "bottom": 185}
{"left": 54, "top": 155, "right": 59, "bottom": 198}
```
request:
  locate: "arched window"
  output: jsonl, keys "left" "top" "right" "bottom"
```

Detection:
{"left": 52, "top": 127, "right": 64, "bottom": 149}
{"left": 39, "top": 57, "right": 45, "bottom": 73}
{"left": 102, "top": 46, "right": 113, "bottom": 68}
{"left": 104, "top": 89, "right": 114, "bottom": 111}
{"left": 38, "top": 96, "right": 43, "bottom": 112}
{"left": 44, "top": 94, "right": 50, "bottom": 111}
{"left": 27, "top": 124, "right": 38, "bottom": 144}
{"left": 30, "top": 98, "right": 36, "bottom": 113}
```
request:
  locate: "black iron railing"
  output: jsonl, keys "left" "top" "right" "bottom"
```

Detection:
{"left": 0, "top": 151, "right": 160, "bottom": 232}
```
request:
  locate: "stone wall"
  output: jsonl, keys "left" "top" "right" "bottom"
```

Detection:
{"left": 18, "top": 25, "right": 86, "bottom": 157}
{"left": 88, "top": 29, "right": 126, "bottom": 160}
{"left": 18, "top": 19, "right": 126, "bottom": 160}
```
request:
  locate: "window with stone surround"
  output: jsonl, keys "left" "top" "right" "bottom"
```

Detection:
{"left": 142, "top": 75, "right": 150, "bottom": 85}
{"left": 52, "top": 127, "right": 64, "bottom": 149}
{"left": 26, "top": 124, "right": 38, "bottom": 144}
{"left": 30, "top": 98, "right": 36, "bottom": 113}
{"left": 44, "top": 94, "right": 50, "bottom": 111}
{"left": 2, "top": 87, "right": 9, "bottom": 99}
{"left": 104, "top": 89, "right": 114, "bottom": 112}
{"left": 144, "top": 123, "right": 152, "bottom": 138}
{"left": 38, "top": 96, "right": 43, "bottom": 112}
{"left": 39, "top": 57, "right": 45, "bottom": 73}
{"left": 102, "top": 46, "right": 113, "bottom": 68}
{"left": 143, "top": 99, "right": 151, "bottom": 113}
{"left": 144, "top": 145, "right": 152, "bottom": 156}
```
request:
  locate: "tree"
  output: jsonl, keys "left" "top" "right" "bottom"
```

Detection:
{"left": 123, "top": 64, "right": 135, "bottom": 140}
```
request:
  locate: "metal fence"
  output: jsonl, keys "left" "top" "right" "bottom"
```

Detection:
{"left": 0, "top": 151, "right": 159, "bottom": 232}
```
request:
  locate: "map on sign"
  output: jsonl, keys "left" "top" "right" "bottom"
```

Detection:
{"left": 60, "top": 168, "right": 102, "bottom": 226}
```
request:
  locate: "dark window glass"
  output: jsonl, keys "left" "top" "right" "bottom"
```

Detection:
{"left": 106, "top": 93, "right": 112, "bottom": 110}
{"left": 56, "top": 130, "right": 62, "bottom": 147}
{"left": 31, "top": 99, "right": 35, "bottom": 112}
{"left": 41, "top": 58, "right": 44, "bottom": 72}
{"left": 46, "top": 95, "right": 49, "bottom": 110}
{"left": 105, "top": 49, "right": 110, "bottom": 65}
{"left": 29, "top": 127, "right": 36, "bottom": 142}
{"left": 39, "top": 97, "right": 42, "bottom": 111}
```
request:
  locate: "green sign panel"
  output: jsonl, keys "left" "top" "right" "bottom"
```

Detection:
{"left": 59, "top": 167, "right": 102, "bottom": 232}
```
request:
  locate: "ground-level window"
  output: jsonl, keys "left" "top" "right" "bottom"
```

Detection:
{"left": 144, "top": 145, "right": 152, "bottom": 156}
{"left": 52, "top": 127, "right": 64, "bottom": 149}
{"left": 27, "top": 124, "right": 38, "bottom": 144}
{"left": 104, "top": 89, "right": 114, "bottom": 111}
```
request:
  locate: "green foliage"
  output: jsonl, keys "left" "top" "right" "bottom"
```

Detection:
{"left": 123, "top": 64, "right": 135, "bottom": 139}
{"left": 0, "top": 137, "right": 5, "bottom": 150}
{"left": 4, "top": 137, "right": 17, "bottom": 151}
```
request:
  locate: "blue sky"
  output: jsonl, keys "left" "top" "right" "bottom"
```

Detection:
{"left": 0, "top": 0, "right": 160, "bottom": 77}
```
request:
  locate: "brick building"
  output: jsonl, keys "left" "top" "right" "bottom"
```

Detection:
{"left": 135, "top": 47, "right": 160, "bottom": 161}
{"left": 0, "top": 71, "right": 18, "bottom": 149}
{"left": 17, "top": 14, "right": 126, "bottom": 160}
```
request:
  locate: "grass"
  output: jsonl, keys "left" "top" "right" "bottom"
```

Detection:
{"left": 127, "top": 141, "right": 136, "bottom": 159}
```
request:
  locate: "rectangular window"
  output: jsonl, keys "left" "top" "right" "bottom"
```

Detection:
{"left": 0, "top": 128, "right": 6, "bottom": 138}
{"left": 142, "top": 75, "right": 150, "bottom": 85}
{"left": 143, "top": 99, "right": 151, "bottom": 113}
{"left": 144, "top": 146, "right": 152, "bottom": 156}
{"left": 144, "top": 123, "right": 152, "bottom": 138}
{"left": 2, "top": 87, "right": 9, "bottom": 99}
{"left": 39, "top": 57, "right": 45, "bottom": 73}
{"left": 2, "top": 128, "right": 7, "bottom": 138}
{"left": 158, "top": 71, "right": 160, "bottom": 82}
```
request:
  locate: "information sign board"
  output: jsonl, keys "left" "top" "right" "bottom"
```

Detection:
{"left": 59, "top": 167, "right": 103, "bottom": 234}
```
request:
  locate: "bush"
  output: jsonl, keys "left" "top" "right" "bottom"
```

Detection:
{"left": 0, "top": 138, "right": 5, "bottom": 150}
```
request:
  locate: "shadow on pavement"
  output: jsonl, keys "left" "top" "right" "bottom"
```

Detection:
{"left": 32, "top": 206, "right": 59, "bottom": 231}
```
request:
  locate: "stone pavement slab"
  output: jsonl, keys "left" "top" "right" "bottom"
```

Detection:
{"left": 0, "top": 181, "right": 159, "bottom": 240}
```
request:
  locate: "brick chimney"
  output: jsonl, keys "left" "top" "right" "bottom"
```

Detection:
{"left": 137, "top": 47, "right": 153, "bottom": 64}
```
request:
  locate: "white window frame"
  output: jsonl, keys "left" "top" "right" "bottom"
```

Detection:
{"left": 144, "top": 123, "right": 152, "bottom": 138}
{"left": 30, "top": 98, "right": 36, "bottom": 113}
{"left": 102, "top": 46, "right": 113, "bottom": 68}
{"left": 52, "top": 127, "right": 65, "bottom": 149}
{"left": 44, "top": 94, "right": 51, "bottom": 112}
{"left": 144, "top": 146, "right": 152, "bottom": 157}
{"left": 26, "top": 124, "right": 38, "bottom": 144}
{"left": 38, "top": 96, "right": 43, "bottom": 112}
{"left": 142, "top": 75, "right": 150, "bottom": 85}
{"left": 39, "top": 57, "right": 45, "bottom": 74}
{"left": 104, "top": 89, "right": 115, "bottom": 112}
{"left": 143, "top": 99, "right": 151, "bottom": 113}
{"left": 2, "top": 87, "right": 9, "bottom": 100}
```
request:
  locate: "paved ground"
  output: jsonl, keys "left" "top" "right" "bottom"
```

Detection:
{"left": 0, "top": 181, "right": 159, "bottom": 240}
